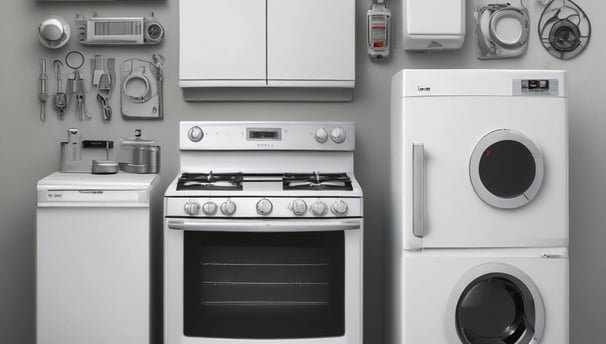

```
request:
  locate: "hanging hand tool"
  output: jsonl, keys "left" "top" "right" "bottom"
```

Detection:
{"left": 39, "top": 58, "right": 48, "bottom": 121}
{"left": 92, "top": 55, "right": 115, "bottom": 120}
{"left": 68, "top": 70, "right": 91, "bottom": 121}
{"left": 53, "top": 60, "right": 67, "bottom": 119}
{"left": 152, "top": 54, "right": 164, "bottom": 119}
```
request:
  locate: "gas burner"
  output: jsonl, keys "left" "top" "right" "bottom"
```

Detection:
{"left": 283, "top": 172, "right": 353, "bottom": 191}
{"left": 177, "top": 172, "right": 243, "bottom": 191}
{"left": 539, "top": 0, "right": 591, "bottom": 60}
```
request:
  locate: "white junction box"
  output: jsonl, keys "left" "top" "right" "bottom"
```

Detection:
{"left": 403, "top": 0, "right": 465, "bottom": 51}
{"left": 179, "top": 0, "right": 355, "bottom": 101}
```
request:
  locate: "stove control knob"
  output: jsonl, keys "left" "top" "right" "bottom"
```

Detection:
{"left": 289, "top": 199, "right": 308, "bottom": 216}
{"left": 256, "top": 199, "right": 273, "bottom": 216}
{"left": 311, "top": 201, "right": 328, "bottom": 216}
{"left": 220, "top": 200, "right": 237, "bottom": 216}
{"left": 315, "top": 128, "right": 329, "bottom": 144}
{"left": 331, "top": 200, "right": 348, "bottom": 216}
{"left": 202, "top": 201, "right": 218, "bottom": 215}
{"left": 184, "top": 201, "right": 201, "bottom": 216}
{"left": 188, "top": 126, "right": 204, "bottom": 142}
{"left": 330, "top": 127, "right": 347, "bottom": 144}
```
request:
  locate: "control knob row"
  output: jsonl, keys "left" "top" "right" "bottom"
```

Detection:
{"left": 184, "top": 200, "right": 237, "bottom": 216}
{"left": 315, "top": 127, "right": 347, "bottom": 144}
{"left": 185, "top": 199, "right": 348, "bottom": 216}
{"left": 289, "top": 199, "right": 348, "bottom": 216}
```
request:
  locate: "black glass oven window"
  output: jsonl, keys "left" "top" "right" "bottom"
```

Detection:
{"left": 184, "top": 231, "right": 345, "bottom": 339}
{"left": 456, "top": 273, "right": 536, "bottom": 344}
{"left": 479, "top": 140, "right": 536, "bottom": 198}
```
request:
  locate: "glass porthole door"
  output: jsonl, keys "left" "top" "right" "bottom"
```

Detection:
{"left": 469, "top": 129, "right": 544, "bottom": 209}
{"left": 447, "top": 263, "right": 546, "bottom": 344}
{"left": 456, "top": 274, "right": 536, "bottom": 344}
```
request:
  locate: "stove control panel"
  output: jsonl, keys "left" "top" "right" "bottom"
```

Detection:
{"left": 167, "top": 197, "right": 362, "bottom": 218}
{"left": 180, "top": 121, "right": 355, "bottom": 151}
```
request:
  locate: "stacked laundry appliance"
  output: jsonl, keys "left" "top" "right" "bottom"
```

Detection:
{"left": 387, "top": 70, "right": 569, "bottom": 344}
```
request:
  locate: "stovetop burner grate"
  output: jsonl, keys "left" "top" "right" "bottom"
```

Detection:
{"left": 177, "top": 172, "right": 244, "bottom": 191}
{"left": 176, "top": 172, "right": 353, "bottom": 191}
{"left": 283, "top": 173, "right": 353, "bottom": 191}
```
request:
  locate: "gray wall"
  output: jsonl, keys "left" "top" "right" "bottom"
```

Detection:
{"left": 1, "top": 0, "right": 604, "bottom": 343}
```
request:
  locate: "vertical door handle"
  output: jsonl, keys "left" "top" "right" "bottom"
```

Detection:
{"left": 412, "top": 143, "right": 425, "bottom": 238}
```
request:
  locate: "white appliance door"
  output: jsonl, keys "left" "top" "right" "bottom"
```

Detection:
{"left": 398, "top": 96, "right": 568, "bottom": 249}
{"left": 165, "top": 218, "right": 362, "bottom": 344}
{"left": 179, "top": 0, "right": 267, "bottom": 86}
{"left": 266, "top": 0, "right": 355, "bottom": 86}
{"left": 400, "top": 248, "right": 568, "bottom": 344}
{"left": 37, "top": 203, "right": 150, "bottom": 344}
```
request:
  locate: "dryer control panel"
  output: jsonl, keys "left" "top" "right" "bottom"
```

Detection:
{"left": 514, "top": 79, "right": 559, "bottom": 96}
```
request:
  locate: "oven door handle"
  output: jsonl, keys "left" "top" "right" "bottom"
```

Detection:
{"left": 167, "top": 219, "right": 361, "bottom": 232}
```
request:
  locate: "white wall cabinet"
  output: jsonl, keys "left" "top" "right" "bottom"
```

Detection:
{"left": 179, "top": 0, "right": 267, "bottom": 86}
{"left": 179, "top": 0, "right": 355, "bottom": 100}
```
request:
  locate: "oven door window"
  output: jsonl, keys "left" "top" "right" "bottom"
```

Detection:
{"left": 184, "top": 231, "right": 345, "bottom": 339}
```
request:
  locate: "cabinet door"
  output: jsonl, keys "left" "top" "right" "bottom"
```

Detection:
{"left": 179, "top": 0, "right": 267, "bottom": 85}
{"left": 267, "top": 0, "right": 355, "bottom": 85}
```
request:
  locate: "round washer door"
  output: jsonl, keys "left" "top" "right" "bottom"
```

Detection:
{"left": 469, "top": 129, "right": 544, "bottom": 209}
{"left": 445, "top": 263, "right": 545, "bottom": 344}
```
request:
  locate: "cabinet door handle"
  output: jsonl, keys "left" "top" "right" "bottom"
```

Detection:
{"left": 412, "top": 143, "right": 425, "bottom": 238}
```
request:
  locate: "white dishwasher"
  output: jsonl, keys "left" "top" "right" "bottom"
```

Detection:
{"left": 36, "top": 172, "right": 162, "bottom": 344}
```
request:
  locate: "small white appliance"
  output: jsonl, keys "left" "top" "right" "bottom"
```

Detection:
{"left": 392, "top": 248, "right": 569, "bottom": 344}
{"left": 179, "top": 0, "right": 355, "bottom": 101}
{"left": 391, "top": 69, "right": 568, "bottom": 250}
{"left": 37, "top": 172, "right": 162, "bottom": 344}
{"left": 164, "top": 122, "right": 363, "bottom": 344}
{"left": 403, "top": 0, "right": 465, "bottom": 51}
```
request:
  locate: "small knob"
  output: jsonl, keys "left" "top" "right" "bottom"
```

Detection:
{"left": 315, "top": 128, "right": 329, "bottom": 143}
{"left": 311, "top": 201, "right": 328, "bottom": 216}
{"left": 256, "top": 198, "right": 273, "bottom": 215}
{"left": 40, "top": 19, "right": 64, "bottom": 41}
{"left": 188, "top": 126, "right": 204, "bottom": 142}
{"left": 220, "top": 200, "right": 237, "bottom": 216}
{"left": 330, "top": 127, "right": 347, "bottom": 144}
{"left": 202, "top": 201, "right": 218, "bottom": 215}
{"left": 331, "top": 200, "right": 348, "bottom": 216}
{"left": 184, "top": 201, "right": 201, "bottom": 216}
{"left": 289, "top": 199, "right": 308, "bottom": 216}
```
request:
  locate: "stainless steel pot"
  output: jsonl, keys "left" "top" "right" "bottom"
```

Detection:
{"left": 118, "top": 130, "right": 160, "bottom": 174}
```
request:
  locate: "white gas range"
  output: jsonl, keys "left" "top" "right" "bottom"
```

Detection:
{"left": 164, "top": 122, "right": 363, "bottom": 344}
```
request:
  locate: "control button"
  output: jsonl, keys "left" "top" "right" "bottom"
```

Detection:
{"left": 188, "top": 126, "right": 204, "bottom": 142}
{"left": 220, "top": 200, "right": 237, "bottom": 216}
{"left": 331, "top": 200, "right": 348, "bottom": 216}
{"left": 256, "top": 198, "right": 273, "bottom": 215}
{"left": 289, "top": 199, "right": 308, "bottom": 216}
{"left": 330, "top": 127, "right": 347, "bottom": 144}
{"left": 311, "top": 201, "right": 328, "bottom": 216}
{"left": 202, "top": 201, "right": 218, "bottom": 215}
{"left": 315, "top": 128, "right": 329, "bottom": 143}
{"left": 184, "top": 201, "right": 201, "bottom": 216}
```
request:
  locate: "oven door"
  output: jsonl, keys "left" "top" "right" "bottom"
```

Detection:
{"left": 164, "top": 218, "right": 362, "bottom": 344}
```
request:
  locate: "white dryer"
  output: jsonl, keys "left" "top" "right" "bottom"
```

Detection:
{"left": 393, "top": 248, "right": 568, "bottom": 344}
{"left": 390, "top": 69, "right": 568, "bottom": 250}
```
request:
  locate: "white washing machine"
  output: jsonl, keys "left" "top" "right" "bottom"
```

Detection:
{"left": 386, "top": 70, "right": 569, "bottom": 344}
{"left": 391, "top": 69, "right": 568, "bottom": 250}
{"left": 393, "top": 248, "right": 568, "bottom": 344}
